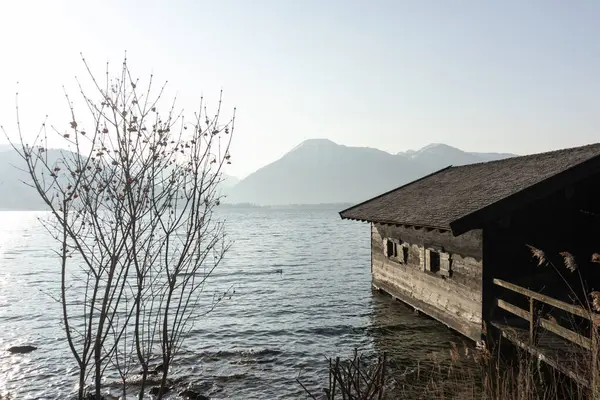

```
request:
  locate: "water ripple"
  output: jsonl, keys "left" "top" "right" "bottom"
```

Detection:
{"left": 0, "top": 208, "right": 462, "bottom": 399}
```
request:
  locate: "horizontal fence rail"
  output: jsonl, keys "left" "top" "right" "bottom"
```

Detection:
{"left": 494, "top": 278, "right": 597, "bottom": 321}
{"left": 493, "top": 278, "right": 599, "bottom": 396}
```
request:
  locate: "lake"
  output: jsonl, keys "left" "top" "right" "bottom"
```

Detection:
{"left": 0, "top": 208, "right": 466, "bottom": 399}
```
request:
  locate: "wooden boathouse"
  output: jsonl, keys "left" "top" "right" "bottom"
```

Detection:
{"left": 340, "top": 143, "right": 600, "bottom": 391}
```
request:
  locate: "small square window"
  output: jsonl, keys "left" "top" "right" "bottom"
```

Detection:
{"left": 386, "top": 240, "right": 397, "bottom": 258}
{"left": 429, "top": 250, "right": 440, "bottom": 273}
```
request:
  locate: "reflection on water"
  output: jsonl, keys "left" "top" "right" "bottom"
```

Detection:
{"left": 0, "top": 209, "right": 463, "bottom": 399}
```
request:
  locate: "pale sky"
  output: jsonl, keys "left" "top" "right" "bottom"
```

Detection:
{"left": 1, "top": 0, "right": 599, "bottom": 179}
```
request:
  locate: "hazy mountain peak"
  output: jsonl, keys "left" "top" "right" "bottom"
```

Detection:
{"left": 398, "top": 143, "right": 460, "bottom": 156}
{"left": 303, "top": 138, "right": 338, "bottom": 145}
{"left": 224, "top": 140, "right": 518, "bottom": 206}
{"left": 416, "top": 143, "right": 461, "bottom": 153}
{"left": 290, "top": 138, "right": 339, "bottom": 152}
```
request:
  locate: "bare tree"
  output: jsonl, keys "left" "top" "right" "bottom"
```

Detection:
{"left": 2, "top": 54, "right": 235, "bottom": 399}
{"left": 298, "top": 349, "right": 388, "bottom": 400}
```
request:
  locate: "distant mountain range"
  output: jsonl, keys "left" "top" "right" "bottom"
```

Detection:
{"left": 224, "top": 139, "right": 518, "bottom": 205}
{"left": 0, "top": 147, "right": 242, "bottom": 210}
{"left": 0, "top": 140, "right": 517, "bottom": 210}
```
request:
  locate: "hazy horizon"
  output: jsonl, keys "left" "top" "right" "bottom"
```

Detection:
{"left": 2, "top": 1, "right": 599, "bottom": 179}
{"left": 0, "top": 138, "right": 519, "bottom": 181}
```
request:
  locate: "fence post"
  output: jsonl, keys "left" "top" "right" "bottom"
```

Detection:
{"left": 529, "top": 297, "right": 538, "bottom": 345}
{"left": 592, "top": 317, "right": 599, "bottom": 400}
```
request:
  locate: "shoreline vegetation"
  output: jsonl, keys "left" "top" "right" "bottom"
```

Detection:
{"left": 0, "top": 342, "right": 594, "bottom": 400}
{"left": 298, "top": 341, "right": 589, "bottom": 400}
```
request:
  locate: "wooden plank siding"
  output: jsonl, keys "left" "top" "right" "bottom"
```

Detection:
{"left": 371, "top": 223, "right": 483, "bottom": 341}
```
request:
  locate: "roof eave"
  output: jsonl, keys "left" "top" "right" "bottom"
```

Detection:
{"left": 341, "top": 215, "right": 451, "bottom": 232}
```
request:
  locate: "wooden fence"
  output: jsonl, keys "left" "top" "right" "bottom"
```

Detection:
{"left": 493, "top": 278, "right": 599, "bottom": 395}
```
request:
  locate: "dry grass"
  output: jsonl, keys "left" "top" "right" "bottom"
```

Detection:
{"left": 306, "top": 340, "right": 593, "bottom": 400}
{"left": 559, "top": 251, "right": 578, "bottom": 273}
{"left": 412, "top": 341, "right": 590, "bottom": 400}
{"left": 526, "top": 245, "right": 547, "bottom": 267}
{"left": 590, "top": 291, "right": 600, "bottom": 313}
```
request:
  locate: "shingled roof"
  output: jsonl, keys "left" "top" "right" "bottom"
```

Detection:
{"left": 340, "top": 142, "right": 600, "bottom": 236}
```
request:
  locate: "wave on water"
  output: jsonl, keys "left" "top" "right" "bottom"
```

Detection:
{"left": 0, "top": 209, "right": 462, "bottom": 400}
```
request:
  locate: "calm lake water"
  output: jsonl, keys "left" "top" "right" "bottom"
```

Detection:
{"left": 0, "top": 208, "right": 466, "bottom": 399}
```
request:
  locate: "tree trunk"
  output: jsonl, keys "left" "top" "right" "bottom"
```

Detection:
{"left": 94, "top": 258, "right": 118, "bottom": 399}
{"left": 157, "top": 366, "right": 170, "bottom": 400}
{"left": 94, "top": 340, "right": 102, "bottom": 398}
{"left": 78, "top": 369, "right": 85, "bottom": 400}
{"left": 134, "top": 278, "right": 148, "bottom": 400}
{"left": 138, "top": 370, "right": 148, "bottom": 400}
{"left": 157, "top": 282, "right": 174, "bottom": 400}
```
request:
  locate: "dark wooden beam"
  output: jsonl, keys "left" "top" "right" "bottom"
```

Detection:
{"left": 493, "top": 278, "right": 593, "bottom": 320}
{"left": 538, "top": 318, "right": 591, "bottom": 350}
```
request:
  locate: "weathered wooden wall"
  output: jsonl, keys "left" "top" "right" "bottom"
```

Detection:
{"left": 371, "top": 223, "right": 483, "bottom": 341}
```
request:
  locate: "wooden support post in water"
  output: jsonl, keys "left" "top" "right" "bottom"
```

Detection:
{"left": 529, "top": 297, "right": 538, "bottom": 345}
{"left": 592, "top": 318, "right": 599, "bottom": 400}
